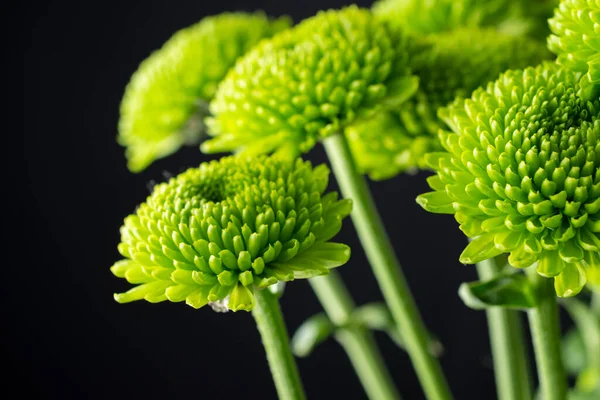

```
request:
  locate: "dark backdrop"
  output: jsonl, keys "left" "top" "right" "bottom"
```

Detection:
{"left": 21, "top": 1, "right": 523, "bottom": 398}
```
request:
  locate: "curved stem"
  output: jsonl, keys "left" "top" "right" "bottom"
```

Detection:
{"left": 253, "top": 289, "right": 307, "bottom": 400}
{"left": 526, "top": 270, "right": 567, "bottom": 400}
{"left": 476, "top": 257, "right": 532, "bottom": 400}
{"left": 323, "top": 134, "right": 452, "bottom": 400}
{"left": 310, "top": 272, "right": 401, "bottom": 400}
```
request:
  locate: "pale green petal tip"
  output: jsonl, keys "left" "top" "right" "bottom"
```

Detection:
{"left": 118, "top": 12, "right": 292, "bottom": 172}
{"left": 110, "top": 156, "right": 351, "bottom": 312}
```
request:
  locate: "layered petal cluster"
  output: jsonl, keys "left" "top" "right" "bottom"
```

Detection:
{"left": 118, "top": 12, "right": 291, "bottom": 172}
{"left": 548, "top": 0, "right": 600, "bottom": 91}
{"left": 347, "top": 28, "right": 551, "bottom": 180}
{"left": 202, "top": 6, "right": 418, "bottom": 158}
{"left": 372, "top": 0, "right": 558, "bottom": 39}
{"left": 417, "top": 62, "right": 600, "bottom": 297}
{"left": 111, "top": 156, "right": 352, "bottom": 311}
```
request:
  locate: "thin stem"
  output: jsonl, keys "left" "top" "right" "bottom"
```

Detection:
{"left": 476, "top": 257, "right": 532, "bottom": 400}
{"left": 310, "top": 272, "right": 401, "bottom": 400}
{"left": 526, "top": 270, "right": 567, "bottom": 400}
{"left": 253, "top": 289, "right": 307, "bottom": 400}
{"left": 323, "top": 134, "right": 452, "bottom": 400}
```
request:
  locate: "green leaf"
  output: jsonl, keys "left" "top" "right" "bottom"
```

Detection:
{"left": 561, "top": 298, "right": 600, "bottom": 391}
{"left": 291, "top": 313, "right": 334, "bottom": 357}
{"left": 458, "top": 273, "right": 538, "bottom": 310}
{"left": 350, "top": 302, "right": 443, "bottom": 356}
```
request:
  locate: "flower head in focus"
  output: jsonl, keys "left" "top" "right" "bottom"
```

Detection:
{"left": 347, "top": 28, "right": 551, "bottom": 180}
{"left": 417, "top": 62, "right": 600, "bottom": 297}
{"left": 548, "top": 0, "right": 600, "bottom": 92}
{"left": 111, "top": 156, "right": 352, "bottom": 311}
{"left": 118, "top": 12, "right": 291, "bottom": 172}
{"left": 202, "top": 6, "right": 418, "bottom": 158}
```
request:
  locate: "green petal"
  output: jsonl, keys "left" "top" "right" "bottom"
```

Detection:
{"left": 554, "top": 263, "right": 587, "bottom": 298}
{"left": 228, "top": 283, "right": 255, "bottom": 312}
{"left": 583, "top": 252, "right": 600, "bottom": 292}
{"left": 272, "top": 242, "right": 351, "bottom": 279}
{"left": 185, "top": 287, "right": 211, "bottom": 309}
{"left": 416, "top": 191, "right": 455, "bottom": 214}
{"left": 537, "top": 251, "right": 565, "bottom": 277}
{"left": 165, "top": 285, "right": 197, "bottom": 302}
{"left": 458, "top": 273, "right": 538, "bottom": 310}
{"left": 113, "top": 281, "right": 173, "bottom": 304}
{"left": 460, "top": 234, "right": 504, "bottom": 264}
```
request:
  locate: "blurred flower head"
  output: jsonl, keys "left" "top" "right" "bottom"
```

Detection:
{"left": 118, "top": 12, "right": 291, "bottom": 172}
{"left": 372, "top": 0, "right": 559, "bottom": 39}
{"left": 347, "top": 27, "right": 551, "bottom": 180}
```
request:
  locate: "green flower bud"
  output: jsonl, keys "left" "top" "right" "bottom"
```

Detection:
{"left": 372, "top": 0, "right": 557, "bottom": 39}
{"left": 548, "top": 0, "right": 600, "bottom": 91}
{"left": 118, "top": 12, "right": 291, "bottom": 172}
{"left": 202, "top": 6, "right": 418, "bottom": 158}
{"left": 417, "top": 62, "right": 600, "bottom": 297}
{"left": 111, "top": 156, "right": 352, "bottom": 311}
{"left": 347, "top": 28, "right": 551, "bottom": 180}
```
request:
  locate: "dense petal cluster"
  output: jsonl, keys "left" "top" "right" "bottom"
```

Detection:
{"left": 347, "top": 28, "right": 551, "bottom": 180}
{"left": 118, "top": 12, "right": 290, "bottom": 172}
{"left": 548, "top": 0, "right": 600, "bottom": 91}
{"left": 111, "top": 156, "right": 352, "bottom": 311}
{"left": 417, "top": 62, "right": 600, "bottom": 297}
{"left": 202, "top": 6, "right": 417, "bottom": 158}
{"left": 372, "top": 0, "right": 558, "bottom": 39}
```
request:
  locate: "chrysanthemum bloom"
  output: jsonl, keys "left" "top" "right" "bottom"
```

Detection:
{"left": 417, "top": 62, "right": 600, "bottom": 297}
{"left": 347, "top": 28, "right": 551, "bottom": 180}
{"left": 372, "top": 0, "right": 558, "bottom": 39}
{"left": 202, "top": 6, "right": 418, "bottom": 157}
{"left": 548, "top": 0, "right": 600, "bottom": 92}
{"left": 111, "top": 156, "right": 352, "bottom": 311}
{"left": 118, "top": 12, "right": 290, "bottom": 172}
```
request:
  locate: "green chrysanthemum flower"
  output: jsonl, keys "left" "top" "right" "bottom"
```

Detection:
{"left": 548, "top": 0, "right": 600, "bottom": 91}
{"left": 202, "top": 6, "right": 418, "bottom": 157}
{"left": 118, "top": 12, "right": 291, "bottom": 172}
{"left": 417, "top": 62, "right": 600, "bottom": 297}
{"left": 372, "top": 0, "right": 558, "bottom": 39}
{"left": 347, "top": 28, "right": 551, "bottom": 180}
{"left": 111, "top": 156, "right": 352, "bottom": 311}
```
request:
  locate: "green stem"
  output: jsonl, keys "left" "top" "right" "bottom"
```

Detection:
{"left": 253, "top": 289, "right": 307, "bottom": 400}
{"left": 526, "top": 270, "right": 567, "bottom": 400}
{"left": 476, "top": 257, "right": 532, "bottom": 400}
{"left": 591, "top": 291, "right": 600, "bottom": 317}
{"left": 310, "top": 272, "right": 401, "bottom": 400}
{"left": 323, "top": 134, "right": 452, "bottom": 400}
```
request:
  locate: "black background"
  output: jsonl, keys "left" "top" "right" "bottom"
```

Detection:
{"left": 21, "top": 1, "right": 534, "bottom": 398}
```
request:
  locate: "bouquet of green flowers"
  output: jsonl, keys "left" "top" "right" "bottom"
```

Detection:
{"left": 110, "top": 1, "right": 599, "bottom": 399}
